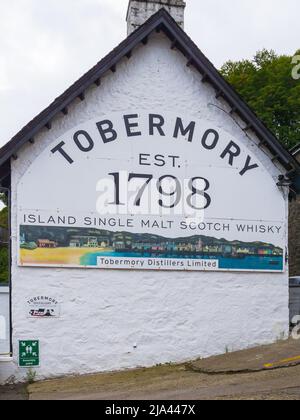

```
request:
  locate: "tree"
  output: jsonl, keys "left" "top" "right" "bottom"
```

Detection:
{"left": 0, "top": 192, "right": 8, "bottom": 229}
{"left": 220, "top": 49, "right": 300, "bottom": 150}
{"left": 0, "top": 246, "right": 9, "bottom": 284}
{"left": 0, "top": 206, "right": 8, "bottom": 229}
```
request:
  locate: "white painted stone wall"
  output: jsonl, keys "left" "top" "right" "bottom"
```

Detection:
{"left": 127, "top": 0, "right": 185, "bottom": 34}
{"left": 0, "top": 288, "right": 10, "bottom": 355}
{"left": 4, "top": 32, "right": 289, "bottom": 384}
{"left": 0, "top": 288, "right": 15, "bottom": 386}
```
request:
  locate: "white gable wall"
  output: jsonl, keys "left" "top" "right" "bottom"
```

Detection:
{"left": 3, "top": 32, "right": 289, "bottom": 384}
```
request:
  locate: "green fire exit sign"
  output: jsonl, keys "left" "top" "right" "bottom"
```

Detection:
{"left": 19, "top": 340, "right": 40, "bottom": 367}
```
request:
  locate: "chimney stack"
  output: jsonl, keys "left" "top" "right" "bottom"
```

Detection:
{"left": 126, "top": 0, "right": 186, "bottom": 35}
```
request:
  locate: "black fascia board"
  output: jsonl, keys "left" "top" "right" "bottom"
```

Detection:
{"left": 0, "top": 8, "right": 298, "bottom": 174}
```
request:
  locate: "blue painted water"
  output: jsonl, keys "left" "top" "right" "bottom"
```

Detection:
{"left": 80, "top": 251, "right": 283, "bottom": 271}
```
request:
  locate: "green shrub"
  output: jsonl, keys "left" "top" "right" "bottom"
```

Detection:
{"left": 0, "top": 246, "right": 9, "bottom": 285}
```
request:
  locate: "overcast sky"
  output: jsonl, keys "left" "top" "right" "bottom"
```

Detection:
{"left": 0, "top": 0, "right": 299, "bottom": 146}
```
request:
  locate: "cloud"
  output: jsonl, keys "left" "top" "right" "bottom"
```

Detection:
{"left": 0, "top": 0, "right": 127, "bottom": 144}
{"left": 0, "top": 0, "right": 299, "bottom": 146}
{"left": 186, "top": 0, "right": 300, "bottom": 66}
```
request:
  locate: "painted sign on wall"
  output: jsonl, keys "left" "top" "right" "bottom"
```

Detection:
{"left": 27, "top": 296, "right": 60, "bottom": 318}
{"left": 17, "top": 112, "right": 286, "bottom": 272}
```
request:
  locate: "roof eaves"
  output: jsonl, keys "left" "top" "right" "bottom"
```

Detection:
{"left": 0, "top": 8, "right": 298, "bottom": 173}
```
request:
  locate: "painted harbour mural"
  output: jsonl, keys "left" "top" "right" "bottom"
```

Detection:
{"left": 19, "top": 225, "right": 284, "bottom": 271}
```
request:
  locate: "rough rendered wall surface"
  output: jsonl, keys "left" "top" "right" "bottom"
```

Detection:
{"left": 3, "top": 33, "right": 289, "bottom": 384}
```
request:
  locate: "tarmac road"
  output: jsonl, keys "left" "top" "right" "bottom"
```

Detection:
{"left": 23, "top": 363, "right": 300, "bottom": 400}
{"left": 2, "top": 338, "right": 300, "bottom": 400}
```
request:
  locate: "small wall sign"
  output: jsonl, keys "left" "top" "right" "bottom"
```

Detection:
{"left": 19, "top": 340, "right": 40, "bottom": 367}
{"left": 27, "top": 296, "right": 60, "bottom": 318}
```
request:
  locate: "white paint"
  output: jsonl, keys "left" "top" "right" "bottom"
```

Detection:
{"left": 0, "top": 357, "right": 15, "bottom": 387}
{"left": 0, "top": 288, "right": 15, "bottom": 386}
{"left": 4, "top": 32, "right": 289, "bottom": 384}
{"left": 127, "top": 0, "right": 186, "bottom": 34}
{"left": 0, "top": 288, "right": 9, "bottom": 354}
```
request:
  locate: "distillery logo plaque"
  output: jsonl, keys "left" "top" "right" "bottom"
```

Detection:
{"left": 27, "top": 296, "right": 60, "bottom": 318}
{"left": 17, "top": 112, "right": 286, "bottom": 272}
